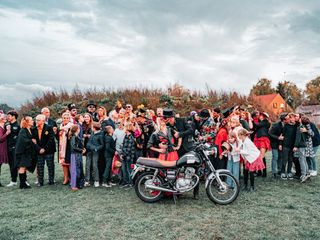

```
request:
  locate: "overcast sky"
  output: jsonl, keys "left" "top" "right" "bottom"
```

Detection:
{"left": 0, "top": 0, "right": 319, "bottom": 107}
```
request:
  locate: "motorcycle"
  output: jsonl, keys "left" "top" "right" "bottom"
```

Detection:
{"left": 131, "top": 142, "right": 240, "bottom": 205}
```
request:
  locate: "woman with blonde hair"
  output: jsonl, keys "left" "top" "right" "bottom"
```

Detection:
{"left": 59, "top": 112, "right": 73, "bottom": 185}
{"left": 15, "top": 116, "right": 37, "bottom": 189}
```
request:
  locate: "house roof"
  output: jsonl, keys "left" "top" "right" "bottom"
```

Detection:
{"left": 296, "top": 105, "right": 320, "bottom": 112}
{"left": 253, "top": 93, "right": 280, "bottom": 103}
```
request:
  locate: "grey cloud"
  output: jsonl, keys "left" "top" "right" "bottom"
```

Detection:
{"left": 0, "top": 0, "right": 319, "bottom": 107}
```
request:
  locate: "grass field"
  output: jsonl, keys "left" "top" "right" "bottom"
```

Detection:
{"left": 0, "top": 153, "right": 320, "bottom": 240}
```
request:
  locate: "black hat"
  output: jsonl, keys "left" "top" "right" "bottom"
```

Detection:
{"left": 213, "top": 107, "right": 221, "bottom": 114}
{"left": 162, "top": 108, "right": 175, "bottom": 118}
{"left": 280, "top": 112, "right": 288, "bottom": 121}
{"left": 68, "top": 103, "right": 77, "bottom": 110}
{"left": 222, "top": 104, "right": 237, "bottom": 118}
{"left": 87, "top": 100, "right": 97, "bottom": 108}
{"left": 199, "top": 109, "right": 210, "bottom": 118}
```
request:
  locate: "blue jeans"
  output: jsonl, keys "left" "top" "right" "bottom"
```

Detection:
{"left": 307, "top": 146, "right": 318, "bottom": 171}
{"left": 121, "top": 161, "right": 132, "bottom": 185}
{"left": 227, "top": 160, "right": 240, "bottom": 187}
{"left": 298, "top": 148, "right": 309, "bottom": 176}
{"left": 103, "top": 157, "right": 113, "bottom": 183}
{"left": 271, "top": 149, "right": 281, "bottom": 174}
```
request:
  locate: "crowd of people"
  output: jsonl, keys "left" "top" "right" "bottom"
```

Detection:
{"left": 0, "top": 100, "right": 319, "bottom": 193}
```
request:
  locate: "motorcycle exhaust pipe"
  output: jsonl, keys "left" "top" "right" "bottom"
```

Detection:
{"left": 145, "top": 184, "right": 178, "bottom": 193}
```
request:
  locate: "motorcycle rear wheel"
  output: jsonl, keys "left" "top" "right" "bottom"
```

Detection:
{"left": 206, "top": 172, "right": 239, "bottom": 205}
{"left": 135, "top": 172, "right": 164, "bottom": 203}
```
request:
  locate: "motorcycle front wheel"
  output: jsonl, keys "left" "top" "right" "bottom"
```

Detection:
{"left": 134, "top": 172, "right": 164, "bottom": 203}
{"left": 206, "top": 172, "right": 239, "bottom": 205}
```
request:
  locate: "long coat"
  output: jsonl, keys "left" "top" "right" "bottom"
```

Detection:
{"left": 15, "top": 128, "right": 37, "bottom": 172}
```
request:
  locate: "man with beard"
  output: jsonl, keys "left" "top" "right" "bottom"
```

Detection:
{"left": 86, "top": 100, "right": 99, "bottom": 122}
{"left": 68, "top": 103, "right": 78, "bottom": 124}
{"left": 33, "top": 114, "right": 56, "bottom": 186}
{"left": 162, "top": 109, "right": 200, "bottom": 199}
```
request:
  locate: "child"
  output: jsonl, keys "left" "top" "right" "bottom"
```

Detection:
{"left": 120, "top": 122, "right": 136, "bottom": 188}
{"left": 102, "top": 126, "right": 116, "bottom": 187}
{"left": 85, "top": 122, "right": 104, "bottom": 187}
{"left": 236, "top": 128, "right": 265, "bottom": 192}
{"left": 69, "top": 125, "right": 85, "bottom": 191}
{"left": 225, "top": 132, "right": 240, "bottom": 186}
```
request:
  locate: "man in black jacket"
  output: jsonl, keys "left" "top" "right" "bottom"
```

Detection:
{"left": 269, "top": 113, "right": 287, "bottom": 178}
{"left": 279, "top": 113, "right": 297, "bottom": 180}
{"left": 162, "top": 109, "right": 199, "bottom": 199}
{"left": 33, "top": 114, "right": 56, "bottom": 186}
{"left": 6, "top": 110, "right": 20, "bottom": 187}
{"left": 163, "top": 109, "right": 194, "bottom": 157}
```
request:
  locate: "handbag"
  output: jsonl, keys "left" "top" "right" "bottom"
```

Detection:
{"left": 113, "top": 153, "right": 122, "bottom": 168}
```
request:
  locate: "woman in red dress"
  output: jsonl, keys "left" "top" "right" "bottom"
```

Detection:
{"left": 148, "top": 117, "right": 181, "bottom": 161}
{"left": 253, "top": 112, "right": 271, "bottom": 177}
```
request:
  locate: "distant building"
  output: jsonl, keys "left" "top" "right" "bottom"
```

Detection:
{"left": 252, "top": 93, "right": 291, "bottom": 116}
{"left": 296, "top": 105, "right": 320, "bottom": 126}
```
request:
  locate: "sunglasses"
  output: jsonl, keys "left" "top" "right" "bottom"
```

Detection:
{"left": 125, "top": 106, "right": 132, "bottom": 109}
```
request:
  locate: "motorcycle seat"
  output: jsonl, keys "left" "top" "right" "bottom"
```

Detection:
{"left": 137, "top": 157, "right": 177, "bottom": 168}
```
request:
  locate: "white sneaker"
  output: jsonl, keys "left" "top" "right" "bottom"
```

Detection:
{"left": 110, "top": 182, "right": 117, "bottom": 186}
{"left": 84, "top": 182, "right": 90, "bottom": 187}
{"left": 94, "top": 181, "right": 100, "bottom": 188}
{"left": 102, "top": 183, "right": 111, "bottom": 188}
{"left": 6, "top": 181, "right": 17, "bottom": 187}
{"left": 310, "top": 171, "right": 317, "bottom": 177}
{"left": 25, "top": 181, "right": 31, "bottom": 187}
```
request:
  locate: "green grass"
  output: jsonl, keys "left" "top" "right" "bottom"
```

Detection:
{"left": 0, "top": 154, "right": 320, "bottom": 240}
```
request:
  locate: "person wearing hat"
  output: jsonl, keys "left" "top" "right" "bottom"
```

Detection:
{"left": 162, "top": 109, "right": 200, "bottom": 199}
{"left": 5, "top": 110, "right": 20, "bottom": 187}
{"left": 86, "top": 100, "right": 98, "bottom": 122}
{"left": 68, "top": 103, "right": 77, "bottom": 124}
{"left": 162, "top": 108, "right": 194, "bottom": 157}
{"left": 268, "top": 113, "right": 287, "bottom": 178}
{"left": 252, "top": 112, "right": 271, "bottom": 177}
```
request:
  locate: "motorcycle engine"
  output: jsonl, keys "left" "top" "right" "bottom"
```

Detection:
{"left": 175, "top": 167, "right": 196, "bottom": 191}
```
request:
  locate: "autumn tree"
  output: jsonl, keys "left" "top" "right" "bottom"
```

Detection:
{"left": 249, "top": 78, "right": 275, "bottom": 96}
{"left": 304, "top": 76, "right": 320, "bottom": 105}
{"left": 276, "top": 81, "right": 303, "bottom": 109}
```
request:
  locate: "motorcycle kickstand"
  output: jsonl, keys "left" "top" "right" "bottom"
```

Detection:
{"left": 173, "top": 194, "right": 178, "bottom": 205}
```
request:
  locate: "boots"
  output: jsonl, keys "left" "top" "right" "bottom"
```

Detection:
{"left": 19, "top": 173, "right": 31, "bottom": 189}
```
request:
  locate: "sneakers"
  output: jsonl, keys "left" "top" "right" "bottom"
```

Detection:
{"left": 7, "top": 181, "right": 17, "bottom": 187}
{"left": 287, "top": 173, "right": 293, "bottom": 180}
{"left": 94, "top": 181, "right": 100, "bottom": 188}
{"left": 281, "top": 173, "right": 287, "bottom": 180}
{"left": 300, "top": 175, "right": 310, "bottom": 183}
{"left": 110, "top": 182, "right": 117, "bottom": 186}
{"left": 310, "top": 171, "right": 317, "bottom": 177}
{"left": 25, "top": 181, "right": 31, "bottom": 187}
{"left": 102, "top": 183, "right": 112, "bottom": 188}
{"left": 84, "top": 182, "right": 90, "bottom": 187}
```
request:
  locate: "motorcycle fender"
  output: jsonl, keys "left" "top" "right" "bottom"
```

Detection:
{"left": 131, "top": 165, "right": 145, "bottom": 180}
{"left": 205, "top": 169, "right": 231, "bottom": 188}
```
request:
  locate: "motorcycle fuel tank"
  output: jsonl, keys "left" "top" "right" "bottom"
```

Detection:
{"left": 176, "top": 151, "right": 201, "bottom": 167}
